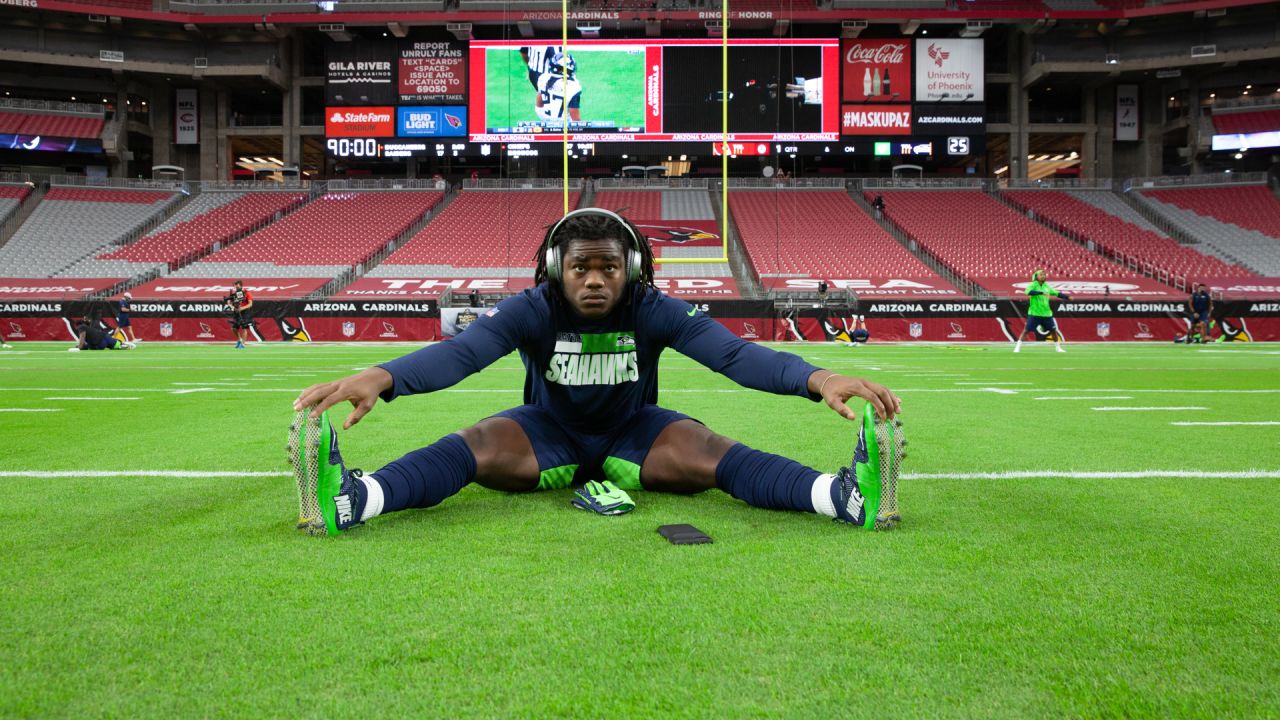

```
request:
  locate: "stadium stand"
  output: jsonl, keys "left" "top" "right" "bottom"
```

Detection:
{"left": 594, "top": 190, "right": 716, "bottom": 221}
{"left": 1144, "top": 186, "right": 1280, "bottom": 240}
{"left": 0, "top": 184, "right": 33, "bottom": 226}
{"left": 1210, "top": 109, "right": 1280, "bottom": 135}
{"left": 367, "top": 190, "right": 579, "bottom": 278}
{"left": 0, "top": 111, "right": 103, "bottom": 139}
{"left": 1136, "top": 187, "right": 1280, "bottom": 276}
{"left": 593, "top": 189, "right": 729, "bottom": 278}
{"left": 730, "top": 191, "right": 941, "bottom": 279}
{"left": 0, "top": 187, "right": 176, "bottom": 278}
{"left": 875, "top": 190, "right": 1146, "bottom": 292}
{"left": 169, "top": 191, "right": 441, "bottom": 279}
{"left": 59, "top": 190, "right": 309, "bottom": 278}
{"left": 1003, "top": 190, "right": 1256, "bottom": 282}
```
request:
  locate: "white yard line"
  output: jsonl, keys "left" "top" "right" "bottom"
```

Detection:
{"left": 44, "top": 397, "right": 141, "bottom": 401}
{"left": 1170, "top": 421, "right": 1280, "bottom": 427}
{"left": 903, "top": 470, "right": 1280, "bottom": 480}
{"left": 1092, "top": 406, "right": 1208, "bottom": 411}
{"left": 5, "top": 469, "right": 1278, "bottom": 480}
{"left": 1035, "top": 396, "right": 1134, "bottom": 400}
{"left": 0, "top": 408, "right": 63, "bottom": 413}
{"left": 954, "top": 382, "right": 1033, "bottom": 385}
{"left": 171, "top": 382, "right": 248, "bottom": 386}
{"left": 0, "top": 470, "right": 289, "bottom": 478}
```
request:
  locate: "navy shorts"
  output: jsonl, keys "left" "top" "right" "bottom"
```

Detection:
{"left": 1024, "top": 315, "right": 1057, "bottom": 335}
{"left": 92, "top": 336, "right": 117, "bottom": 350}
{"left": 1193, "top": 310, "right": 1209, "bottom": 326}
{"left": 495, "top": 404, "right": 695, "bottom": 491}
{"left": 116, "top": 316, "right": 131, "bottom": 328}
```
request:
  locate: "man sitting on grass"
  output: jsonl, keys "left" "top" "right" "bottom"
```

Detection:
{"left": 290, "top": 208, "right": 904, "bottom": 536}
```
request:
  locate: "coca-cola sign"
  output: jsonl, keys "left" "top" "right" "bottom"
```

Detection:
{"left": 842, "top": 39, "right": 912, "bottom": 104}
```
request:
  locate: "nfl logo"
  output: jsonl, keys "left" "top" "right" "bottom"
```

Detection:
{"left": 159, "top": 322, "right": 173, "bottom": 338}
{"left": 342, "top": 322, "right": 356, "bottom": 338}
{"left": 1096, "top": 322, "right": 1110, "bottom": 338}
{"left": 909, "top": 322, "right": 924, "bottom": 338}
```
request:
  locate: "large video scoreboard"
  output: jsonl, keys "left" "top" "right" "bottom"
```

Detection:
{"left": 324, "top": 35, "right": 984, "bottom": 159}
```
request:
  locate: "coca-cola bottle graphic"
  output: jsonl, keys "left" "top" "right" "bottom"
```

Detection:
{"left": 862, "top": 68, "right": 871, "bottom": 98}
{"left": 872, "top": 68, "right": 881, "bottom": 97}
{"left": 882, "top": 68, "right": 892, "bottom": 98}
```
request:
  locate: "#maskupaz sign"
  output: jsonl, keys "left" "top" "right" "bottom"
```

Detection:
{"left": 1116, "top": 84, "right": 1140, "bottom": 141}
{"left": 175, "top": 88, "right": 198, "bottom": 145}
{"left": 915, "top": 39, "right": 983, "bottom": 103}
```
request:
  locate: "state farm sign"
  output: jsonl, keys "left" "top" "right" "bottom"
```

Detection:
{"left": 842, "top": 40, "right": 912, "bottom": 104}
{"left": 325, "top": 107, "right": 395, "bottom": 138}
{"left": 841, "top": 104, "right": 912, "bottom": 135}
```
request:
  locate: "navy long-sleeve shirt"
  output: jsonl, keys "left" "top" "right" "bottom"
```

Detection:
{"left": 379, "top": 283, "right": 822, "bottom": 432}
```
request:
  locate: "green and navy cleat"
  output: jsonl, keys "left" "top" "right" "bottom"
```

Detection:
{"left": 287, "top": 409, "right": 366, "bottom": 536}
{"left": 571, "top": 480, "right": 636, "bottom": 516}
{"left": 832, "top": 402, "right": 906, "bottom": 530}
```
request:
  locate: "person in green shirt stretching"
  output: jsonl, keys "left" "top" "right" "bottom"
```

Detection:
{"left": 1014, "top": 269, "right": 1072, "bottom": 353}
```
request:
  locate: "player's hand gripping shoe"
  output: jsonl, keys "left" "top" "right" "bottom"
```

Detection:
{"left": 832, "top": 402, "right": 906, "bottom": 530}
{"left": 571, "top": 480, "right": 636, "bottom": 516}
{"left": 288, "top": 409, "right": 366, "bottom": 536}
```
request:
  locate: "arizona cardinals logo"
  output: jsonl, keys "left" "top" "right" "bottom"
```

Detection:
{"left": 445, "top": 113, "right": 463, "bottom": 129}
{"left": 928, "top": 43, "right": 949, "bottom": 68}
{"left": 637, "top": 223, "right": 720, "bottom": 245}
{"left": 277, "top": 317, "right": 311, "bottom": 343}
{"left": 8, "top": 322, "right": 20, "bottom": 334}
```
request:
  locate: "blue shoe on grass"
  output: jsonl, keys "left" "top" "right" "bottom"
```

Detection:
{"left": 288, "top": 409, "right": 366, "bottom": 536}
{"left": 831, "top": 403, "right": 905, "bottom": 530}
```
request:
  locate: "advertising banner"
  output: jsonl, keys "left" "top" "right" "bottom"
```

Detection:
{"left": 326, "top": 41, "right": 396, "bottom": 106}
{"left": 126, "top": 277, "right": 333, "bottom": 300}
{"left": 972, "top": 277, "right": 1182, "bottom": 298}
{"left": 841, "top": 104, "right": 912, "bottom": 135}
{"left": 174, "top": 88, "right": 198, "bottom": 145}
{"left": 0, "top": 278, "right": 124, "bottom": 299}
{"left": 1116, "top": 84, "right": 1140, "bottom": 141}
{"left": 334, "top": 276, "right": 742, "bottom": 298}
{"left": 912, "top": 105, "right": 985, "bottom": 135}
{"left": 841, "top": 40, "right": 911, "bottom": 103}
{"left": 396, "top": 106, "right": 467, "bottom": 137}
{"left": 398, "top": 40, "right": 467, "bottom": 104}
{"left": 326, "top": 107, "right": 395, "bottom": 138}
{"left": 914, "top": 39, "right": 984, "bottom": 103}
{"left": 762, "top": 276, "right": 965, "bottom": 298}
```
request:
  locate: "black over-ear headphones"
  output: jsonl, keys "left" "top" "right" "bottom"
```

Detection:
{"left": 544, "top": 207, "right": 644, "bottom": 285}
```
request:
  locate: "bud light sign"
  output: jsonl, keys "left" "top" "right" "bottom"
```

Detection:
{"left": 396, "top": 106, "right": 466, "bottom": 137}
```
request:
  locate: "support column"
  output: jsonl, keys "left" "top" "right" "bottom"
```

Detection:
{"left": 1010, "top": 33, "right": 1030, "bottom": 180}
{"left": 113, "top": 86, "right": 130, "bottom": 178}
{"left": 151, "top": 85, "right": 173, "bottom": 168}
{"left": 199, "top": 86, "right": 219, "bottom": 180}
{"left": 1187, "top": 76, "right": 1202, "bottom": 175}
{"left": 1093, "top": 83, "right": 1115, "bottom": 179}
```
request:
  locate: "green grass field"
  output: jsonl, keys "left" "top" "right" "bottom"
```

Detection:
{"left": 3, "top": 341, "right": 1279, "bottom": 718}
{"left": 485, "top": 47, "right": 646, "bottom": 129}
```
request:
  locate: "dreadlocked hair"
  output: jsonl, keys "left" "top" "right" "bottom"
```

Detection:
{"left": 533, "top": 210, "right": 656, "bottom": 291}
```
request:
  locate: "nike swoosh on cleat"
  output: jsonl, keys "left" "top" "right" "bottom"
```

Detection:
{"left": 686, "top": 308, "right": 696, "bottom": 316}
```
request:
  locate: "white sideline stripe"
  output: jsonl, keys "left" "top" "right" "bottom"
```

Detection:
{"left": 171, "top": 382, "right": 247, "bottom": 386}
{"left": 954, "top": 382, "right": 1033, "bottom": 385}
{"left": 981, "top": 388, "right": 1018, "bottom": 395}
{"left": 903, "top": 470, "right": 1280, "bottom": 480}
{"left": 0, "top": 408, "right": 63, "bottom": 413}
{"left": 0, "top": 470, "right": 289, "bottom": 478}
{"left": 1035, "top": 396, "right": 1134, "bottom": 400}
{"left": 44, "top": 397, "right": 141, "bottom": 401}
{"left": 5, "top": 469, "right": 1277, "bottom": 480}
{"left": 1092, "top": 406, "right": 1208, "bottom": 411}
{"left": 1170, "top": 421, "right": 1280, "bottom": 427}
